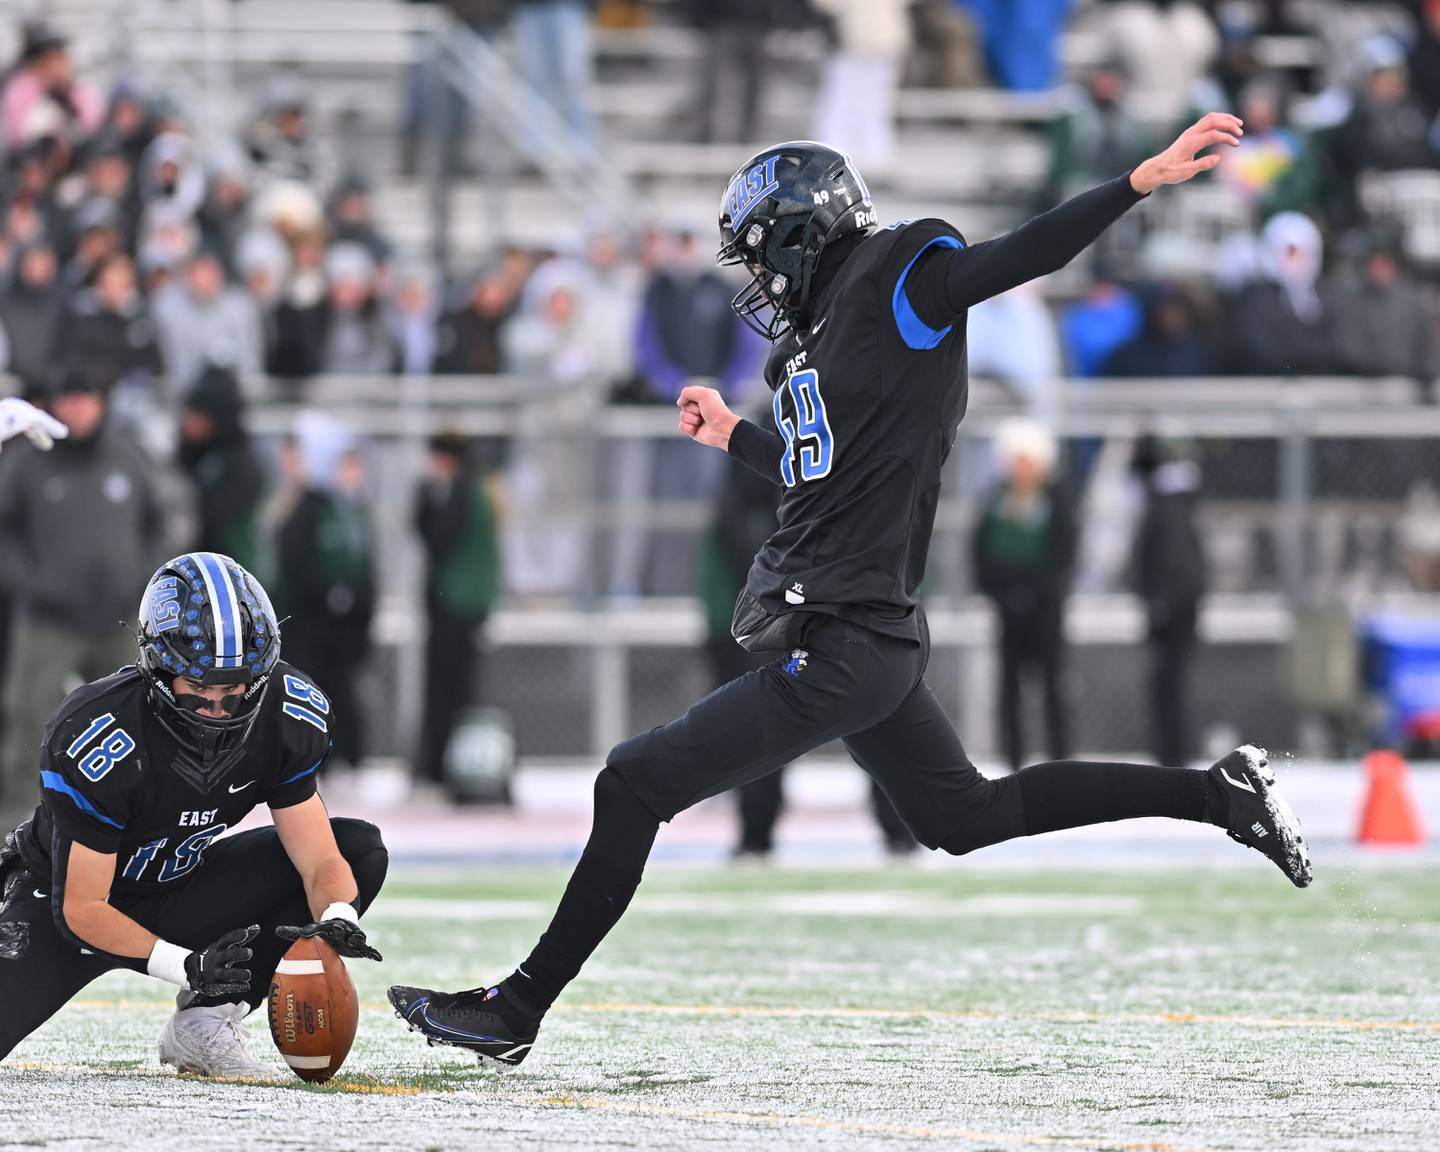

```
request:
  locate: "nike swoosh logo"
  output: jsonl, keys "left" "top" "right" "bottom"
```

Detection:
{"left": 228, "top": 780, "right": 256, "bottom": 794}
{"left": 810, "top": 316, "right": 827, "bottom": 336}
{"left": 33, "top": 890, "right": 47, "bottom": 899}
{"left": 1219, "top": 765, "right": 1256, "bottom": 793}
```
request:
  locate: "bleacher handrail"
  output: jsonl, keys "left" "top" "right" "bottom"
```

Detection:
{"left": 7, "top": 373, "right": 1435, "bottom": 437}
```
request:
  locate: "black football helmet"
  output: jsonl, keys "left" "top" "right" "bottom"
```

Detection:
{"left": 136, "top": 552, "right": 281, "bottom": 791}
{"left": 717, "top": 140, "right": 877, "bottom": 340}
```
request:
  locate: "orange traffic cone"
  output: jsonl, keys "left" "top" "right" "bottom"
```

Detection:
{"left": 1357, "top": 751, "right": 1426, "bottom": 846}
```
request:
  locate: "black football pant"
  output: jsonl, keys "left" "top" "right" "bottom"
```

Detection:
{"left": 0, "top": 818, "right": 387, "bottom": 1062}
{"left": 706, "top": 635, "right": 914, "bottom": 854}
{"left": 514, "top": 614, "right": 1210, "bottom": 1010}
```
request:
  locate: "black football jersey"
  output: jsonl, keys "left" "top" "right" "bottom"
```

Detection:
{"left": 732, "top": 218, "right": 969, "bottom": 645}
{"left": 16, "top": 661, "right": 331, "bottom": 894}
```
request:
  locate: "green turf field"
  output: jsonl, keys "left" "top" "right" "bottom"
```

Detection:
{"left": 3, "top": 857, "right": 1436, "bottom": 1151}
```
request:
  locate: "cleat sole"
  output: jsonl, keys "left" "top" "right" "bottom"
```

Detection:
{"left": 1238, "top": 746, "right": 1312, "bottom": 889}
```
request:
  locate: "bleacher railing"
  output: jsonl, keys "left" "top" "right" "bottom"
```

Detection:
{"left": 6, "top": 372, "right": 1438, "bottom": 760}
{"left": 239, "top": 375, "right": 1440, "bottom": 759}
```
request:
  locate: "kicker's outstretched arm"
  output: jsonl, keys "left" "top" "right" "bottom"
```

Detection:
{"left": 908, "top": 112, "right": 1244, "bottom": 315}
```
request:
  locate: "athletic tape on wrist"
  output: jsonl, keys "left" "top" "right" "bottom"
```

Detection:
{"left": 321, "top": 902, "right": 359, "bottom": 926}
{"left": 147, "top": 939, "right": 192, "bottom": 987}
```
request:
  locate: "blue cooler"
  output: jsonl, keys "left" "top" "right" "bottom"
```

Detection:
{"left": 1362, "top": 615, "right": 1440, "bottom": 743}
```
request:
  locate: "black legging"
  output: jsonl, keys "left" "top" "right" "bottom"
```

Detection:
{"left": 508, "top": 616, "right": 1209, "bottom": 1014}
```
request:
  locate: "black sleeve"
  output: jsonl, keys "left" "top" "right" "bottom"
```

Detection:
{"left": 904, "top": 174, "right": 1147, "bottom": 325}
{"left": 267, "top": 677, "right": 330, "bottom": 810}
{"left": 727, "top": 418, "right": 786, "bottom": 487}
{"left": 268, "top": 758, "right": 323, "bottom": 809}
{"left": 38, "top": 717, "right": 135, "bottom": 856}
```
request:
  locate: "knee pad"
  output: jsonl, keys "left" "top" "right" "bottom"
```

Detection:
{"left": 587, "top": 767, "right": 661, "bottom": 869}
{"left": 593, "top": 766, "right": 648, "bottom": 820}
{"left": 331, "top": 818, "right": 386, "bottom": 860}
{"left": 331, "top": 818, "right": 389, "bottom": 908}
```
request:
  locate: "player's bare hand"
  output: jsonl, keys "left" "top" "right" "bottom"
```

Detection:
{"left": 1130, "top": 113, "right": 1243, "bottom": 195}
{"left": 677, "top": 385, "right": 739, "bottom": 452}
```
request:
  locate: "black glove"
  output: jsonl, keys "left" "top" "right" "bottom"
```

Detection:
{"left": 185, "top": 925, "right": 259, "bottom": 997}
{"left": 276, "top": 918, "right": 382, "bottom": 962}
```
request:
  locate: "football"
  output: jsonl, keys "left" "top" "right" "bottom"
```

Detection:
{"left": 266, "top": 937, "right": 359, "bottom": 1083}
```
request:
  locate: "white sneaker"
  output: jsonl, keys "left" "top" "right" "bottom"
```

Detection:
{"left": 159, "top": 1002, "right": 284, "bottom": 1081}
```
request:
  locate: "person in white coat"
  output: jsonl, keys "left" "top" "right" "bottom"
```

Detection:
{"left": 812, "top": 0, "right": 912, "bottom": 175}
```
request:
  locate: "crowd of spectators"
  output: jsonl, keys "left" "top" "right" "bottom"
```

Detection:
{"left": 398, "top": 0, "right": 1440, "bottom": 388}
{"left": 6, "top": 2, "right": 1440, "bottom": 795}
{"left": 1026, "top": 0, "right": 1440, "bottom": 388}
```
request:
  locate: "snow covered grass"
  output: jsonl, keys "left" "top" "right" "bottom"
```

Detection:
{"left": 4, "top": 857, "right": 1437, "bottom": 1150}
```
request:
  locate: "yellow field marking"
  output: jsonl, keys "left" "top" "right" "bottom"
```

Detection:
{"left": 6, "top": 1059, "right": 420, "bottom": 1095}
{"left": 61, "top": 998, "right": 1440, "bottom": 1034}
{"left": 513, "top": 1093, "right": 1221, "bottom": 1152}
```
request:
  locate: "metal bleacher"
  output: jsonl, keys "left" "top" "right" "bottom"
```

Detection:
{"left": 19, "top": 0, "right": 1057, "bottom": 259}
{"left": 15, "top": 0, "right": 1362, "bottom": 270}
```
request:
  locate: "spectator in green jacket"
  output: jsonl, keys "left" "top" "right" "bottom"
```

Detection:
{"left": 413, "top": 432, "right": 501, "bottom": 790}
{"left": 972, "top": 419, "right": 1076, "bottom": 774}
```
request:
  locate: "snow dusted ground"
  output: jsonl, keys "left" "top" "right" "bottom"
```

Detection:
{"left": 4, "top": 855, "right": 1437, "bottom": 1151}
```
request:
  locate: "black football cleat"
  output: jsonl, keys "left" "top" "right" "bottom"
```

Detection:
{"left": 388, "top": 984, "right": 538, "bottom": 1069}
{"left": 1207, "top": 745, "right": 1313, "bottom": 888}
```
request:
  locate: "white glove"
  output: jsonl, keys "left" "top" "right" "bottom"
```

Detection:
{"left": 0, "top": 398, "right": 68, "bottom": 452}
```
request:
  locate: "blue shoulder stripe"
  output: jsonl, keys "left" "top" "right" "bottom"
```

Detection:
{"left": 892, "top": 234, "right": 964, "bottom": 351}
{"left": 279, "top": 753, "right": 326, "bottom": 786}
{"left": 40, "top": 770, "right": 125, "bottom": 829}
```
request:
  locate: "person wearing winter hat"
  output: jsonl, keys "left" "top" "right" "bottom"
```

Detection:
{"left": 1224, "top": 212, "right": 1336, "bottom": 376}
{"left": 971, "top": 419, "right": 1077, "bottom": 774}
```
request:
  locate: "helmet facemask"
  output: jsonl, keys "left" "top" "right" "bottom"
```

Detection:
{"left": 717, "top": 143, "right": 877, "bottom": 341}
{"left": 148, "top": 671, "right": 272, "bottom": 793}
{"left": 717, "top": 219, "right": 814, "bottom": 341}
{"left": 135, "top": 553, "right": 282, "bottom": 794}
